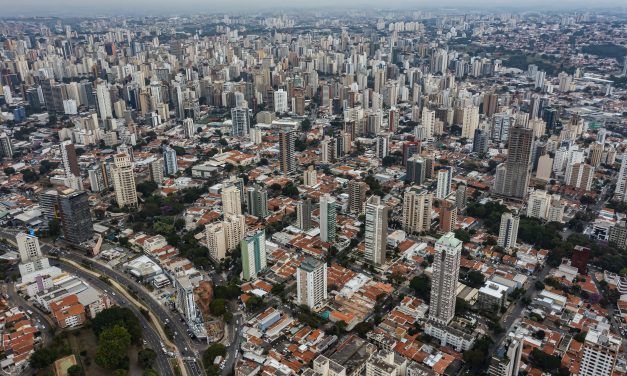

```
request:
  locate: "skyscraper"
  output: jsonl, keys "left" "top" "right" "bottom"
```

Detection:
{"left": 231, "top": 106, "right": 251, "bottom": 137}
{"left": 60, "top": 140, "right": 80, "bottom": 177}
{"left": 17, "top": 233, "right": 50, "bottom": 278}
{"left": 429, "top": 232, "right": 462, "bottom": 325}
{"left": 303, "top": 165, "right": 317, "bottom": 187}
{"left": 580, "top": 323, "right": 621, "bottom": 376}
{"left": 501, "top": 125, "right": 534, "bottom": 199}
{"left": 111, "top": 153, "right": 138, "bottom": 208}
{"left": 473, "top": 128, "right": 489, "bottom": 154}
{"left": 95, "top": 81, "right": 113, "bottom": 120}
{"left": 348, "top": 180, "right": 368, "bottom": 214}
{"left": 162, "top": 145, "right": 178, "bottom": 176}
{"left": 498, "top": 212, "right": 519, "bottom": 249}
{"left": 148, "top": 158, "right": 164, "bottom": 184}
{"left": 206, "top": 222, "right": 227, "bottom": 261}
{"left": 455, "top": 183, "right": 467, "bottom": 210}
{"left": 488, "top": 337, "right": 522, "bottom": 376}
{"left": 296, "top": 198, "right": 313, "bottom": 231}
{"left": 0, "top": 133, "right": 14, "bottom": 159}
{"left": 440, "top": 202, "right": 457, "bottom": 233}
{"left": 436, "top": 167, "right": 452, "bottom": 199}
{"left": 221, "top": 185, "right": 242, "bottom": 215}
{"left": 296, "top": 258, "right": 328, "bottom": 308}
{"left": 319, "top": 194, "right": 337, "bottom": 243}
{"left": 246, "top": 185, "right": 268, "bottom": 218}
{"left": 616, "top": 152, "right": 627, "bottom": 202}
{"left": 58, "top": 190, "right": 93, "bottom": 245}
{"left": 402, "top": 188, "right": 432, "bottom": 234}
{"left": 364, "top": 195, "right": 388, "bottom": 266}
{"left": 406, "top": 155, "right": 427, "bottom": 185}
{"left": 241, "top": 230, "right": 267, "bottom": 280}
{"left": 278, "top": 128, "right": 295, "bottom": 174}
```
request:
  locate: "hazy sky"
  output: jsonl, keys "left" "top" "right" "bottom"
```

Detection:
{"left": 1, "top": 0, "right": 625, "bottom": 16}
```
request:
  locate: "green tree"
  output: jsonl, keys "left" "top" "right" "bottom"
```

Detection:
{"left": 67, "top": 365, "right": 83, "bottom": 376}
{"left": 466, "top": 270, "right": 485, "bottom": 288}
{"left": 95, "top": 325, "right": 132, "bottom": 369}
{"left": 138, "top": 348, "right": 157, "bottom": 369}
{"left": 202, "top": 343, "right": 226, "bottom": 369}
{"left": 209, "top": 299, "right": 226, "bottom": 316}
{"left": 410, "top": 274, "right": 431, "bottom": 302}
{"left": 92, "top": 307, "right": 142, "bottom": 345}
{"left": 3, "top": 167, "right": 15, "bottom": 175}
{"left": 143, "top": 370, "right": 159, "bottom": 376}
{"left": 22, "top": 169, "right": 39, "bottom": 183}
{"left": 112, "top": 370, "right": 128, "bottom": 376}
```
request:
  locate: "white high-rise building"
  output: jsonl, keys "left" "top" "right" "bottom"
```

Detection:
{"left": 319, "top": 194, "right": 337, "bottom": 243}
{"left": 421, "top": 109, "right": 436, "bottom": 140}
{"left": 206, "top": 222, "right": 227, "bottom": 261}
{"left": 498, "top": 212, "right": 519, "bottom": 249}
{"left": 223, "top": 213, "right": 246, "bottom": 251}
{"left": 111, "top": 153, "right": 138, "bottom": 208}
{"left": 580, "top": 323, "right": 620, "bottom": 376}
{"left": 436, "top": 168, "right": 452, "bottom": 199}
{"left": 231, "top": 106, "right": 251, "bottom": 137}
{"left": 461, "top": 105, "right": 479, "bottom": 139}
{"left": 429, "top": 232, "right": 462, "bottom": 325}
{"left": 364, "top": 195, "right": 388, "bottom": 266}
{"left": 274, "top": 89, "right": 288, "bottom": 113}
{"left": 221, "top": 185, "right": 242, "bottom": 215}
{"left": 95, "top": 81, "right": 113, "bottom": 120}
{"left": 615, "top": 153, "right": 627, "bottom": 202}
{"left": 296, "top": 258, "right": 327, "bottom": 309}
{"left": 17, "top": 233, "right": 50, "bottom": 277}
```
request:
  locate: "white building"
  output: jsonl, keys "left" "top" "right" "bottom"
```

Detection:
{"left": 498, "top": 212, "right": 519, "bottom": 249}
{"left": 364, "top": 195, "right": 388, "bottom": 265}
{"left": 296, "top": 258, "right": 327, "bottom": 309}
{"left": 580, "top": 323, "right": 621, "bottom": 376}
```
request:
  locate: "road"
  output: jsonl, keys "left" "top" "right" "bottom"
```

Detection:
{"left": 491, "top": 265, "right": 550, "bottom": 352}
{"left": 221, "top": 311, "right": 244, "bottom": 375}
{"left": 52, "top": 260, "right": 174, "bottom": 376}
{"left": 51, "top": 246, "right": 206, "bottom": 376}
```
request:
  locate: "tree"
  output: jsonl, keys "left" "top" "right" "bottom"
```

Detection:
{"left": 137, "top": 181, "right": 158, "bottom": 196}
{"left": 209, "top": 299, "right": 226, "bottom": 316}
{"left": 454, "top": 229, "right": 471, "bottom": 243}
{"left": 301, "top": 118, "right": 311, "bottom": 132}
{"left": 95, "top": 325, "right": 132, "bottom": 369}
{"left": 202, "top": 343, "right": 226, "bottom": 369}
{"left": 281, "top": 182, "right": 299, "bottom": 198}
{"left": 92, "top": 307, "right": 142, "bottom": 345}
{"left": 410, "top": 274, "right": 431, "bottom": 302}
{"left": 67, "top": 365, "right": 83, "bottom": 376}
{"left": 112, "top": 370, "right": 128, "bottom": 376}
{"left": 3, "top": 167, "right": 15, "bottom": 175}
{"left": 143, "top": 370, "right": 159, "bottom": 376}
{"left": 138, "top": 348, "right": 157, "bottom": 369}
{"left": 353, "top": 322, "right": 374, "bottom": 338}
{"left": 22, "top": 169, "right": 39, "bottom": 183}
{"left": 466, "top": 270, "right": 485, "bottom": 288}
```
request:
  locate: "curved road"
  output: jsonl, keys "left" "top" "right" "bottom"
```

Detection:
{"left": 52, "top": 260, "right": 174, "bottom": 376}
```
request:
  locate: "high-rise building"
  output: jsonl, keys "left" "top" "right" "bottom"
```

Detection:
{"left": 365, "top": 350, "right": 407, "bottom": 376}
{"left": 473, "top": 128, "right": 489, "bottom": 154}
{"left": 296, "top": 258, "right": 328, "bottom": 309}
{"left": 436, "top": 167, "right": 452, "bottom": 199}
{"left": 0, "top": 133, "right": 14, "bottom": 159}
{"left": 571, "top": 245, "right": 590, "bottom": 274}
{"left": 376, "top": 134, "right": 389, "bottom": 159}
{"left": 429, "top": 232, "right": 462, "bottom": 325}
{"left": 224, "top": 213, "right": 246, "bottom": 251}
{"left": 273, "top": 89, "right": 288, "bottom": 113}
{"left": 589, "top": 142, "right": 604, "bottom": 167}
{"left": 162, "top": 145, "right": 178, "bottom": 176}
{"left": 246, "top": 185, "right": 268, "bottom": 218}
{"left": 456, "top": 183, "right": 467, "bottom": 210}
{"left": 297, "top": 199, "right": 313, "bottom": 231}
{"left": 319, "top": 194, "right": 337, "bottom": 243}
{"left": 148, "top": 158, "right": 164, "bottom": 184}
{"left": 364, "top": 195, "right": 388, "bottom": 266}
{"left": 488, "top": 337, "right": 522, "bottom": 376}
{"left": 241, "top": 230, "right": 267, "bottom": 280}
{"left": 406, "top": 155, "right": 427, "bottom": 185}
{"left": 111, "top": 153, "right": 138, "bottom": 208}
{"left": 402, "top": 141, "right": 420, "bottom": 167}
{"left": 567, "top": 163, "right": 595, "bottom": 191}
{"left": 278, "top": 128, "right": 295, "bottom": 174}
{"left": 206, "top": 222, "right": 227, "bottom": 261}
{"left": 231, "top": 106, "right": 251, "bottom": 137}
{"left": 440, "top": 202, "right": 457, "bottom": 233}
{"left": 498, "top": 212, "right": 519, "bottom": 249}
{"left": 402, "top": 188, "right": 432, "bottom": 234}
{"left": 535, "top": 154, "right": 553, "bottom": 182}
{"left": 221, "top": 185, "right": 242, "bottom": 215}
{"left": 58, "top": 190, "right": 93, "bottom": 245}
{"left": 461, "top": 105, "right": 479, "bottom": 139}
{"left": 95, "top": 81, "right": 113, "bottom": 120}
{"left": 580, "top": 323, "right": 621, "bottom": 376}
{"left": 616, "top": 153, "right": 627, "bottom": 202}
{"left": 16, "top": 233, "right": 50, "bottom": 278}
{"left": 303, "top": 165, "right": 317, "bottom": 187}
{"left": 60, "top": 140, "right": 80, "bottom": 177}
{"left": 348, "top": 180, "right": 368, "bottom": 214}
{"left": 609, "top": 220, "right": 627, "bottom": 251}
{"left": 501, "top": 125, "right": 534, "bottom": 199}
